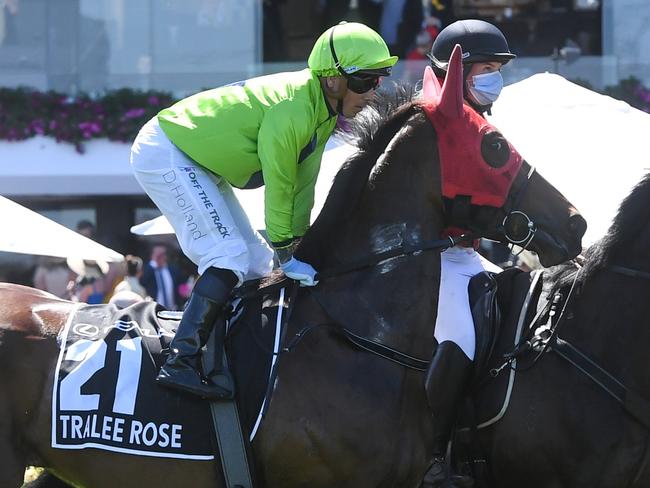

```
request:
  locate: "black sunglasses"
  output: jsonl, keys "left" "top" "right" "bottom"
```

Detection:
{"left": 345, "top": 74, "right": 381, "bottom": 94}
{"left": 328, "top": 26, "right": 384, "bottom": 94}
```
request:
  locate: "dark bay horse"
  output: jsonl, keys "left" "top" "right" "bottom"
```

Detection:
{"left": 1, "top": 48, "right": 585, "bottom": 488}
{"left": 476, "top": 173, "right": 650, "bottom": 487}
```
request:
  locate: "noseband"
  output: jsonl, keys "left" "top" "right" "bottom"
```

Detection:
{"left": 443, "top": 164, "right": 538, "bottom": 252}
{"left": 499, "top": 165, "right": 537, "bottom": 252}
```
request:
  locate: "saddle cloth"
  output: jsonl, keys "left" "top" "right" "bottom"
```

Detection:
{"left": 51, "top": 280, "right": 293, "bottom": 461}
{"left": 52, "top": 301, "right": 215, "bottom": 459}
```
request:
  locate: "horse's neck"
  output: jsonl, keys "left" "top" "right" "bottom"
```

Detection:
{"left": 333, "top": 120, "right": 444, "bottom": 264}
{"left": 317, "top": 144, "right": 444, "bottom": 357}
{"left": 563, "top": 264, "right": 650, "bottom": 383}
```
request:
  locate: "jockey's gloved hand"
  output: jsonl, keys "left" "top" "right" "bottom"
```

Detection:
{"left": 280, "top": 257, "right": 319, "bottom": 287}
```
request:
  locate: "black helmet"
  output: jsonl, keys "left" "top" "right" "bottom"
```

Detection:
{"left": 428, "top": 19, "right": 516, "bottom": 71}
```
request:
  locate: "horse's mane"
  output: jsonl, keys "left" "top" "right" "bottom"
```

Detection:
{"left": 296, "top": 83, "right": 422, "bottom": 266}
{"left": 548, "top": 172, "right": 650, "bottom": 289}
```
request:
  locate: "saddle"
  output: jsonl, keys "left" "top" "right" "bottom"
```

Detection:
{"left": 468, "top": 267, "right": 545, "bottom": 394}
{"left": 440, "top": 267, "right": 546, "bottom": 486}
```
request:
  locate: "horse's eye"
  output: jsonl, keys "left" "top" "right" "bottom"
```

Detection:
{"left": 481, "top": 131, "right": 511, "bottom": 168}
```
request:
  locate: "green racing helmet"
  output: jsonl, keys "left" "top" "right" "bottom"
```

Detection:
{"left": 308, "top": 21, "right": 398, "bottom": 78}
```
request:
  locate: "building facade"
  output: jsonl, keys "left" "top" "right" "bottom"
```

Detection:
{"left": 0, "top": 0, "right": 648, "bottom": 263}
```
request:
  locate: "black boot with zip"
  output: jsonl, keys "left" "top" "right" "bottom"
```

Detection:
{"left": 422, "top": 341, "right": 475, "bottom": 488}
{"left": 156, "top": 267, "right": 237, "bottom": 399}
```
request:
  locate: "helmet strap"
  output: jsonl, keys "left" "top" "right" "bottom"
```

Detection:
{"left": 329, "top": 26, "right": 347, "bottom": 77}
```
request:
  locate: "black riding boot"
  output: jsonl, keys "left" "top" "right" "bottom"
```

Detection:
{"left": 422, "top": 341, "right": 474, "bottom": 488}
{"left": 156, "top": 267, "right": 238, "bottom": 399}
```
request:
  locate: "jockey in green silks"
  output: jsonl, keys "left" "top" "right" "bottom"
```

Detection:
{"left": 130, "top": 21, "right": 397, "bottom": 400}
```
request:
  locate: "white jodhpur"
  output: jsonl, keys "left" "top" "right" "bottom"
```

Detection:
{"left": 434, "top": 246, "right": 502, "bottom": 360}
{"left": 130, "top": 117, "right": 274, "bottom": 284}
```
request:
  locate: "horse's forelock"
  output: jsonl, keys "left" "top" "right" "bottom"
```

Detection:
{"left": 340, "top": 82, "right": 419, "bottom": 151}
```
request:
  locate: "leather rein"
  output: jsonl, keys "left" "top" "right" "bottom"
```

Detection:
{"left": 498, "top": 263, "right": 650, "bottom": 431}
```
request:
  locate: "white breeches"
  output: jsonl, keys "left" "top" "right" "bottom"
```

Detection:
{"left": 434, "top": 246, "right": 502, "bottom": 361}
{"left": 130, "top": 117, "right": 274, "bottom": 285}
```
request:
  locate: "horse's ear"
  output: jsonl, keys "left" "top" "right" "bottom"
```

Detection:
{"left": 438, "top": 44, "right": 465, "bottom": 119}
{"left": 422, "top": 65, "right": 441, "bottom": 101}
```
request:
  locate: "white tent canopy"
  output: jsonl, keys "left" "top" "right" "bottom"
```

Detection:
{"left": 0, "top": 195, "right": 124, "bottom": 262}
{"left": 133, "top": 73, "right": 650, "bottom": 247}
{"left": 489, "top": 73, "right": 650, "bottom": 246}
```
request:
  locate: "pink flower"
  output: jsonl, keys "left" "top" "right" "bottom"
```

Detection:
{"left": 78, "top": 121, "right": 102, "bottom": 135}
{"left": 123, "top": 108, "right": 146, "bottom": 120}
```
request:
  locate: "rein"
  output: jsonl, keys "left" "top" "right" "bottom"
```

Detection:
{"left": 255, "top": 235, "right": 476, "bottom": 371}
{"left": 608, "top": 264, "right": 650, "bottom": 281}
{"left": 315, "top": 234, "right": 467, "bottom": 281}
{"left": 496, "top": 262, "right": 650, "bottom": 431}
{"left": 315, "top": 164, "right": 538, "bottom": 282}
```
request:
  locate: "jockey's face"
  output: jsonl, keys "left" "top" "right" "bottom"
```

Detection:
{"left": 321, "top": 76, "right": 377, "bottom": 118}
{"left": 341, "top": 76, "right": 377, "bottom": 117}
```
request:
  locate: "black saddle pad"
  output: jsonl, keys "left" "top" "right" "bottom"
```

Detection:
{"left": 52, "top": 301, "right": 215, "bottom": 460}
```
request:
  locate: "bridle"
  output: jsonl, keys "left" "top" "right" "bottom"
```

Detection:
{"left": 493, "top": 261, "right": 650, "bottom": 433}
{"left": 316, "top": 163, "right": 538, "bottom": 281}
{"left": 497, "top": 165, "right": 538, "bottom": 254}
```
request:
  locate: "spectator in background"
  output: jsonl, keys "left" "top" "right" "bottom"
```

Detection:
{"left": 109, "top": 255, "right": 149, "bottom": 308}
{"left": 406, "top": 30, "right": 433, "bottom": 60}
{"left": 32, "top": 256, "right": 73, "bottom": 299}
{"left": 405, "top": 16, "right": 440, "bottom": 60}
{"left": 0, "top": 0, "right": 19, "bottom": 46}
{"left": 422, "top": 15, "right": 441, "bottom": 43}
{"left": 112, "top": 254, "right": 148, "bottom": 299}
{"left": 403, "top": 16, "right": 440, "bottom": 83}
{"left": 66, "top": 258, "right": 108, "bottom": 304}
{"left": 140, "top": 244, "right": 184, "bottom": 311}
{"left": 379, "top": 0, "right": 423, "bottom": 57}
{"left": 76, "top": 219, "right": 96, "bottom": 239}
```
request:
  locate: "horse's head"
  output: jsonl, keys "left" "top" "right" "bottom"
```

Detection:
{"left": 420, "top": 45, "right": 586, "bottom": 266}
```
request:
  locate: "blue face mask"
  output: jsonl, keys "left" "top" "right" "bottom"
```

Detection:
{"left": 467, "top": 70, "right": 504, "bottom": 106}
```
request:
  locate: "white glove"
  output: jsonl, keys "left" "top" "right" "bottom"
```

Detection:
{"left": 280, "top": 257, "right": 319, "bottom": 287}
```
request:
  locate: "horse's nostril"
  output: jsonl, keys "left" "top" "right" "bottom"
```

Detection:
{"left": 569, "top": 214, "right": 587, "bottom": 238}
